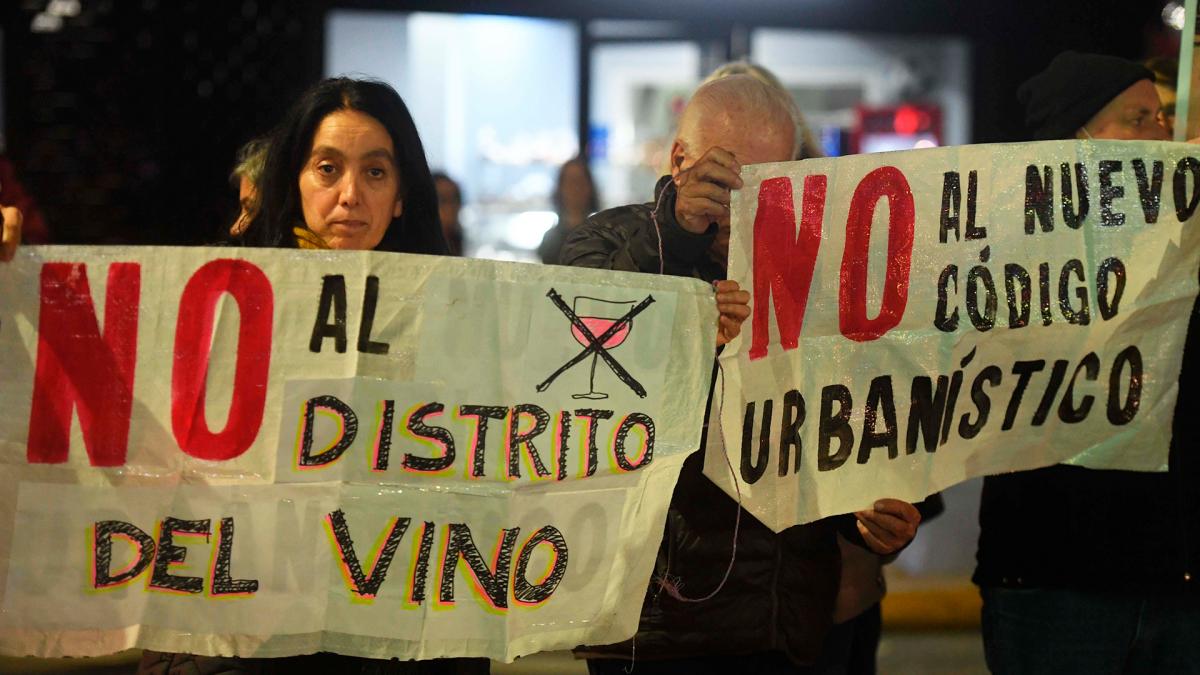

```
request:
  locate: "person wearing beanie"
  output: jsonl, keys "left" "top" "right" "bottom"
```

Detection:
{"left": 975, "top": 52, "right": 1194, "bottom": 674}
{"left": 1017, "top": 51, "right": 1169, "bottom": 141}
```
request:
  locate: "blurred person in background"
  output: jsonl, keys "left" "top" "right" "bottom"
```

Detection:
{"left": 976, "top": 51, "right": 1196, "bottom": 675}
{"left": 139, "top": 77, "right": 482, "bottom": 675}
{"left": 0, "top": 155, "right": 48, "bottom": 244}
{"left": 433, "top": 171, "right": 465, "bottom": 256}
{"left": 537, "top": 156, "right": 599, "bottom": 264}
{"left": 229, "top": 136, "right": 269, "bottom": 236}
{"left": 564, "top": 74, "right": 922, "bottom": 674}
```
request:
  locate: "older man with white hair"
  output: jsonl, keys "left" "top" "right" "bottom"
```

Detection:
{"left": 564, "top": 74, "right": 921, "bottom": 674}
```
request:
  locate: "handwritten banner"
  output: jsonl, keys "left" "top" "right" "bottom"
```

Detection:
{"left": 711, "top": 140, "right": 1200, "bottom": 530}
{"left": 0, "top": 246, "right": 716, "bottom": 661}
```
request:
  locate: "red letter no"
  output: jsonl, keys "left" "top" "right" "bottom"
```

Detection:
{"left": 839, "top": 166, "right": 915, "bottom": 342}
{"left": 28, "top": 263, "right": 141, "bottom": 466}
{"left": 172, "top": 260, "right": 274, "bottom": 461}
{"left": 749, "top": 175, "right": 827, "bottom": 360}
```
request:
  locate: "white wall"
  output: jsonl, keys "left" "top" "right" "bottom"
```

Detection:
{"left": 589, "top": 42, "right": 700, "bottom": 206}
{"left": 326, "top": 11, "right": 579, "bottom": 259}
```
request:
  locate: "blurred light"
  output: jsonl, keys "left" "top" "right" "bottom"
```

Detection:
{"left": 31, "top": 12, "right": 63, "bottom": 32}
{"left": 504, "top": 210, "right": 558, "bottom": 249}
{"left": 914, "top": 139, "right": 937, "bottom": 149}
{"left": 47, "top": 0, "right": 81, "bottom": 18}
{"left": 893, "top": 106, "right": 921, "bottom": 135}
{"left": 1164, "top": 1, "right": 1186, "bottom": 31}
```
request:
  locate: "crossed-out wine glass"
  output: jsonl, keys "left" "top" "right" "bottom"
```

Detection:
{"left": 570, "top": 295, "right": 637, "bottom": 400}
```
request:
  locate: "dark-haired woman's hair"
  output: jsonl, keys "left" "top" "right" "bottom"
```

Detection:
{"left": 239, "top": 77, "right": 447, "bottom": 255}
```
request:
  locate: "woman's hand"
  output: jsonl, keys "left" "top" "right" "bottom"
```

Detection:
{"left": 1, "top": 204, "right": 23, "bottom": 262}
{"left": 715, "top": 279, "right": 750, "bottom": 347}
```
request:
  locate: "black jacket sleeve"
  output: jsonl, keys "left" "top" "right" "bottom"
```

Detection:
{"left": 560, "top": 177, "right": 717, "bottom": 275}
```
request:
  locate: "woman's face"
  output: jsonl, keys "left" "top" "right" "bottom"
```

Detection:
{"left": 559, "top": 162, "right": 593, "bottom": 213}
{"left": 299, "top": 109, "right": 403, "bottom": 250}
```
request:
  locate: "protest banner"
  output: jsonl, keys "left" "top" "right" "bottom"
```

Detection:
{"left": 709, "top": 140, "right": 1200, "bottom": 531}
{"left": 0, "top": 246, "right": 716, "bottom": 661}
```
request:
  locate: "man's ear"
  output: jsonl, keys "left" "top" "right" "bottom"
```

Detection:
{"left": 669, "top": 139, "right": 687, "bottom": 180}
{"left": 393, "top": 197, "right": 404, "bottom": 219}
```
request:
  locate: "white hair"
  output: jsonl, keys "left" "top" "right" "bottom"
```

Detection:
{"left": 701, "top": 62, "right": 824, "bottom": 160}
{"left": 677, "top": 74, "right": 797, "bottom": 159}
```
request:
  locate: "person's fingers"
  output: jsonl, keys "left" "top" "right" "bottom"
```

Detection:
{"left": 1, "top": 205, "right": 23, "bottom": 263}
{"left": 856, "top": 509, "right": 910, "bottom": 536}
{"left": 717, "top": 315, "right": 743, "bottom": 346}
{"left": 856, "top": 500, "right": 920, "bottom": 552}
{"left": 715, "top": 289, "right": 750, "bottom": 305}
{"left": 857, "top": 512, "right": 909, "bottom": 553}
{"left": 717, "top": 303, "right": 751, "bottom": 320}
{"left": 677, "top": 197, "right": 728, "bottom": 224}
{"left": 678, "top": 179, "right": 733, "bottom": 207}
{"left": 872, "top": 499, "right": 922, "bottom": 525}
{"left": 856, "top": 511, "right": 893, "bottom": 538}
{"left": 696, "top": 147, "right": 741, "bottom": 174}
{"left": 683, "top": 160, "right": 742, "bottom": 191}
{"left": 715, "top": 278, "right": 749, "bottom": 346}
{"left": 856, "top": 520, "right": 894, "bottom": 554}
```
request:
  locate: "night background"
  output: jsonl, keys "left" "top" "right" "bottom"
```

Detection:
{"left": 0, "top": 0, "right": 1174, "bottom": 247}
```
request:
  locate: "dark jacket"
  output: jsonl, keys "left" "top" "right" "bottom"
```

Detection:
{"left": 974, "top": 267, "right": 1200, "bottom": 596}
{"left": 563, "top": 176, "right": 861, "bottom": 665}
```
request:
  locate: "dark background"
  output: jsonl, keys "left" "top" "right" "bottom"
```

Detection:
{"left": 0, "top": 0, "right": 1173, "bottom": 246}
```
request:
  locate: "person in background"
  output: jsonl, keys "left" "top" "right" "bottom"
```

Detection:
{"left": 229, "top": 136, "right": 269, "bottom": 236}
{"left": 976, "top": 51, "right": 1197, "bottom": 674}
{"left": 537, "top": 156, "right": 599, "bottom": 264}
{"left": 564, "top": 74, "right": 922, "bottom": 674}
{"left": 0, "top": 155, "right": 48, "bottom": 244}
{"left": 432, "top": 171, "right": 465, "bottom": 256}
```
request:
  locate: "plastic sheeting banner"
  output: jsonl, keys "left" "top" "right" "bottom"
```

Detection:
{"left": 0, "top": 246, "right": 716, "bottom": 661}
{"left": 711, "top": 140, "right": 1200, "bottom": 530}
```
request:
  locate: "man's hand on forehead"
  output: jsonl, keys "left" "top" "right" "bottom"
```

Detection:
{"left": 674, "top": 146, "right": 744, "bottom": 235}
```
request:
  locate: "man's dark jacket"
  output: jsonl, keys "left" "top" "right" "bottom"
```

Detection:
{"left": 974, "top": 268, "right": 1200, "bottom": 595}
{"left": 561, "top": 177, "right": 857, "bottom": 665}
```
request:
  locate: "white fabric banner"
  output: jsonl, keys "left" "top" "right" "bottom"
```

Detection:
{"left": 711, "top": 140, "right": 1200, "bottom": 530}
{"left": 0, "top": 246, "right": 716, "bottom": 661}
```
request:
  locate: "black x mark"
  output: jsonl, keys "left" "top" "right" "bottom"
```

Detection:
{"left": 536, "top": 288, "right": 655, "bottom": 398}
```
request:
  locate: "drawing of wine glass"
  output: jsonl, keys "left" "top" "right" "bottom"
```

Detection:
{"left": 571, "top": 296, "right": 636, "bottom": 400}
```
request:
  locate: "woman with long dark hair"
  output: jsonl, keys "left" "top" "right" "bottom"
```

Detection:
{"left": 239, "top": 77, "right": 446, "bottom": 256}
{"left": 138, "top": 78, "right": 484, "bottom": 675}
